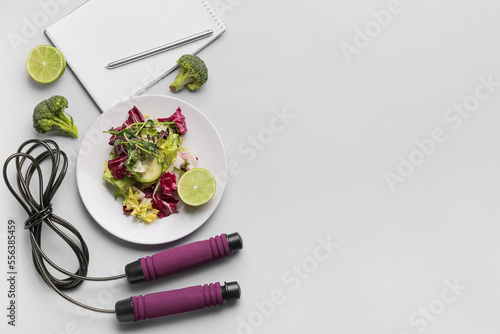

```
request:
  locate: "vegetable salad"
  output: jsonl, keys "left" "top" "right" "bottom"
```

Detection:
{"left": 103, "top": 106, "right": 196, "bottom": 222}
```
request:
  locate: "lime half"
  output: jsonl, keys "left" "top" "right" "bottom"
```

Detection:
{"left": 26, "top": 45, "right": 66, "bottom": 83}
{"left": 178, "top": 168, "right": 216, "bottom": 206}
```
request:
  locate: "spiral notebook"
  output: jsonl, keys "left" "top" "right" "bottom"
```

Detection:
{"left": 45, "top": 0, "right": 226, "bottom": 112}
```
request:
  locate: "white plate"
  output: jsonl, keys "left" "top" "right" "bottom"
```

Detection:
{"left": 76, "top": 95, "right": 227, "bottom": 245}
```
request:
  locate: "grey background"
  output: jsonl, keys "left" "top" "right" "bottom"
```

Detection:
{"left": 2, "top": 0, "right": 500, "bottom": 333}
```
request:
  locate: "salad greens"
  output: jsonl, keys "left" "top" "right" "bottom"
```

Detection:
{"left": 103, "top": 106, "right": 196, "bottom": 222}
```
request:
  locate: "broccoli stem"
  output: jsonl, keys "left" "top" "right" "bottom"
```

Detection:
{"left": 52, "top": 117, "right": 78, "bottom": 138}
{"left": 169, "top": 72, "right": 193, "bottom": 93}
{"left": 61, "top": 111, "right": 74, "bottom": 126}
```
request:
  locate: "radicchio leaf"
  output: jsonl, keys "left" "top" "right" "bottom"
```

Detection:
{"left": 159, "top": 172, "right": 177, "bottom": 194}
{"left": 107, "top": 154, "right": 131, "bottom": 179}
{"left": 152, "top": 172, "right": 178, "bottom": 218}
{"left": 153, "top": 192, "right": 179, "bottom": 218}
{"left": 158, "top": 107, "right": 187, "bottom": 134}
{"left": 124, "top": 106, "right": 145, "bottom": 126}
{"left": 109, "top": 106, "right": 146, "bottom": 145}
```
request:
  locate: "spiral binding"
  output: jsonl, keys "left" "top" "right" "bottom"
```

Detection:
{"left": 202, "top": 0, "right": 227, "bottom": 30}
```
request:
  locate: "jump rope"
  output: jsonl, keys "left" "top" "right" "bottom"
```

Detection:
{"left": 3, "top": 139, "right": 242, "bottom": 322}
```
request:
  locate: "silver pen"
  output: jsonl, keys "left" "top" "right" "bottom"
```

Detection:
{"left": 105, "top": 29, "right": 213, "bottom": 69}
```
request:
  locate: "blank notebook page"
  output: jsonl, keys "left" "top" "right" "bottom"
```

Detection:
{"left": 45, "top": 0, "right": 225, "bottom": 111}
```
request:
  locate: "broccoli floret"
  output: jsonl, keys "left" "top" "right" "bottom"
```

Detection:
{"left": 32, "top": 95, "right": 78, "bottom": 138}
{"left": 169, "top": 54, "right": 208, "bottom": 93}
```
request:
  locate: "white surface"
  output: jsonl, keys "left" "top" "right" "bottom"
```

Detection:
{"left": 77, "top": 95, "right": 227, "bottom": 244}
{"left": 2, "top": 0, "right": 500, "bottom": 333}
{"left": 45, "top": 0, "right": 225, "bottom": 111}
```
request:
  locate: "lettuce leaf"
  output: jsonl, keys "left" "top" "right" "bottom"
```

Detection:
{"left": 158, "top": 132, "right": 179, "bottom": 169}
{"left": 103, "top": 161, "right": 134, "bottom": 199}
{"left": 123, "top": 187, "right": 158, "bottom": 223}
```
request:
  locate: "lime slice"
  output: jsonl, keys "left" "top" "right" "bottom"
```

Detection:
{"left": 26, "top": 45, "right": 66, "bottom": 83}
{"left": 177, "top": 168, "right": 216, "bottom": 206}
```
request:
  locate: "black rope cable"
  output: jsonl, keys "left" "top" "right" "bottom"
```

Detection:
{"left": 3, "top": 139, "right": 126, "bottom": 314}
